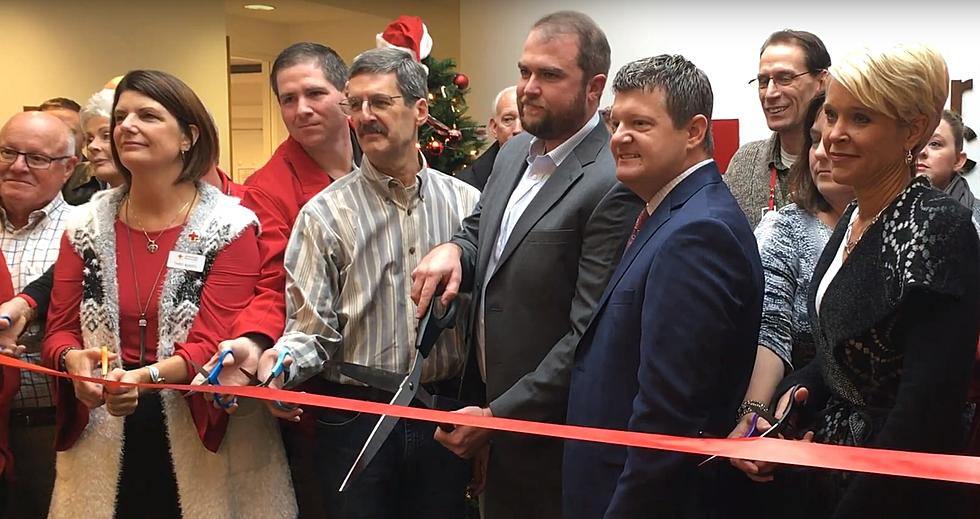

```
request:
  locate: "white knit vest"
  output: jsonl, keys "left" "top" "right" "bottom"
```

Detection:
{"left": 49, "top": 183, "right": 296, "bottom": 519}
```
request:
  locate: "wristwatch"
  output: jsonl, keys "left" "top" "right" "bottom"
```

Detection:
{"left": 59, "top": 347, "right": 79, "bottom": 372}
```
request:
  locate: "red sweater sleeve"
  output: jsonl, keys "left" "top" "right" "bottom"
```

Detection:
{"left": 175, "top": 225, "right": 261, "bottom": 378}
{"left": 40, "top": 234, "right": 90, "bottom": 452}
{"left": 0, "top": 252, "right": 17, "bottom": 478}
{"left": 180, "top": 225, "right": 261, "bottom": 452}
{"left": 228, "top": 187, "right": 292, "bottom": 343}
{"left": 41, "top": 233, "right": 85, "bottom": 370}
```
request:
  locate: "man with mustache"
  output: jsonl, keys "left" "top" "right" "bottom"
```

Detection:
{"left": 260, "top": 47, "right": 480, "bottom": 518}
{"left": 412, "top": 11, "right": 641, "bottom": 518}
{"left": 725, "top": 30, "right": 829, "bottom": 228}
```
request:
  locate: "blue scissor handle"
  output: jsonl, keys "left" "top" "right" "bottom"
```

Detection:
{"left": 210, "top": 349, "right": 236, "bottom": 409}
{"left": 267, "top": 349, "right": 291, "bottom": 382}
{"left": 268, "top": 349, "right": 297, "bottom": 411}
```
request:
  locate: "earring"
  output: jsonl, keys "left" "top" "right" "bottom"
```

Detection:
{"left": 180, "top": 149, "right": 186, "bottom": 161}
{"left": 905, "top": 149, "right": 913, "bottom": 165}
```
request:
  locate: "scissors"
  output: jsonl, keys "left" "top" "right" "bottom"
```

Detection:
{"left": 239, "top": 349, "right": 297, "bottom": 412}
{"left": 338, "top": 298, "right": 458, "bottom": 492}
{"left": 698, "top": 384, "right": 804, "bottom": 467}
{"left": 187, "top": 348, "right": 236, "bottom": 410}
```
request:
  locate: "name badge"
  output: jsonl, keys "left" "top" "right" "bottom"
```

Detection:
{"left": 167, "top": 251, "right": 206, "bottom": 273}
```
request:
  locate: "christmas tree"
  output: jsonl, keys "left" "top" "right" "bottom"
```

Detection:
{"left": 420, "top": 55, "right": 484, "bottom": 174}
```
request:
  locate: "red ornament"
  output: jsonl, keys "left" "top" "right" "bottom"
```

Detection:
{"left": 189, "top": 232, "right": 199, "bottom": 242}
{"left": 447, "top": 129, "right": 462, "bottom": 142}
{"left": 453, "top": 73, "right": 469, "bottom": 89}
{"left": 426, "top": 139, "right": 444, "bottom": 156}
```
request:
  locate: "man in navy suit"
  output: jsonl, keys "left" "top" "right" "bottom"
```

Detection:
{"left": 564, "top": 55, "right": 764, "bottom": 518}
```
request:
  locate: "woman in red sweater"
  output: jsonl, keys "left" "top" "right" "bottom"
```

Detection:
{"left": 42, "top": 70, "right": 295, "bottom": 518}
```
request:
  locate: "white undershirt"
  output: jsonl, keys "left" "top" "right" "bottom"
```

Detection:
{"left": 815, "top": 209, "right": 857, "bottom": 315}
{"left": 779, "top": 145, "right": 799, "bottom": 169}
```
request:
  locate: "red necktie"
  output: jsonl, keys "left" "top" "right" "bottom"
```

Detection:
{"left": 625, "top": 208, "right": 650, "bottom": 250}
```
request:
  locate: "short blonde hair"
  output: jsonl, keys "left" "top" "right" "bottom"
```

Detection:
{"left": 830, "top": 43, "right": 948, "bottom": 147}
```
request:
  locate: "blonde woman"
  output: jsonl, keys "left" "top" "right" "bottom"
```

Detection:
{"left": 754, "top": 44, "right": 978, "bottom": 518}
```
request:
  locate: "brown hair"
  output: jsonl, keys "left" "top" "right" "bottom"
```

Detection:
{"left": 532, "top": 11, "right": 610, "bottom": 81}
{"left": 39, "top": 97, "right": 81, "bottom": 112}
{"left": 110, "top": 70, "right": 217, "bottom": 185}
{"left": 760, "top": 30, "right": 831, "bottom": 76}
{"left": 789, "top": 93, "right": 829, "bottom": 214}
{"left": 941, "top": 109, "right": 965, "bottom": 154}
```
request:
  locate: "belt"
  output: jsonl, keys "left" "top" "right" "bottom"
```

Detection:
{"left": 9, "top": 406, "right": 56, "bottom": 428}
{"left": 310, "top": 378, "right": 460, "bottom": 404}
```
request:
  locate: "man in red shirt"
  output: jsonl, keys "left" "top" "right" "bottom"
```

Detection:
{"left": 207, "top": 43, "right": 356, "bottom": 517}
{"left": 217, "top": 43, "right": 356, "bottom": 367}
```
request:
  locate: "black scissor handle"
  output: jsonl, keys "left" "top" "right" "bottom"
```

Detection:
{"left": 417, "top": 298, "right": 458, "bottom": 359}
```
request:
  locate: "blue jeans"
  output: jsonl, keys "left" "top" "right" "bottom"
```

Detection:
{"left": 313, "top": 399, "right": 469, "bottom": 518}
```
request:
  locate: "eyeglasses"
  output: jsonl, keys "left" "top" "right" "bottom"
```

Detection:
{"left": 339, "top": 94, "right": 404, "bottom": 116}
{"left": 749, "top": 70, "right": 817, "bottom": 90}
{"left": 0, "top": 147, "right": 73, "bottom": 170}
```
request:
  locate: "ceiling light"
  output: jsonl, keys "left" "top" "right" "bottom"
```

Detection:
{"left": 244, "top": 4, "right": 275, "bottom": 11}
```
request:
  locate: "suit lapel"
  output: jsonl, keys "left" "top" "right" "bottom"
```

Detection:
{"left": 594, "top": 163, "right": 721, "bottom": 312}
{"left": 477, "top": 136, "right": 530, "bottom": 277}
{"left": 491, "top": 124, "right": 608, "bottom": 273}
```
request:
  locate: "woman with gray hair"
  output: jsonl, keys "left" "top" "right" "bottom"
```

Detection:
{"left": 750, "top": 43, "right": 979, "bottom": 517}
{"left": 79, "top": 88, "right": 124, "bottom": 188}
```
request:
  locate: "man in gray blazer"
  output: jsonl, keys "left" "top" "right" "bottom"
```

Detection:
{"left": 412, "top": 11, "right": 641, "bottom": 518}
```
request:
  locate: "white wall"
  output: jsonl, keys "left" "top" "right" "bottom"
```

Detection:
{"left": 460, "top": 0, "right": 980, "bottom": 182}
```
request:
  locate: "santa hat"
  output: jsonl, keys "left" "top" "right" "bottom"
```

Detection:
{"left": 376, "top": 15, "right": 432, "bottom": 63}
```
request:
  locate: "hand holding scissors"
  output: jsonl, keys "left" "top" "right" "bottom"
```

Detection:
{"left": 242, "top": 348, "right": 300, "bottom": 419}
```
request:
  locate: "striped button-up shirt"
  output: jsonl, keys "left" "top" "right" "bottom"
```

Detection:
{"left": 276, "top": 155, "right": 480, "bottom": 387}
{"left": 0, "top": 193, "right": 72, "bottom": 409}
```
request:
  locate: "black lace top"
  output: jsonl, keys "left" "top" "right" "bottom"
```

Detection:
{"left": 781, "top": 176, "right": 980, "bottom": 518}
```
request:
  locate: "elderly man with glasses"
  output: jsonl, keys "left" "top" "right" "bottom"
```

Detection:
{"left": 724, "top": 29, "right": 830, "bottom": 228}
{"left": 457, "top": 85, "right": 522, "bottom": 191}
{"left": 0, "top": 111, "right": 78, "bottom": 518}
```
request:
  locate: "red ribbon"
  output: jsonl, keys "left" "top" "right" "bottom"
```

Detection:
{"left": 5, "top": 354, "right": 979, "bottom": 485}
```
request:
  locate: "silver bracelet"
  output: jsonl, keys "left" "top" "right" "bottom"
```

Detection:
{"left": 147, "top": 365, "right": 165, "bottom": 384}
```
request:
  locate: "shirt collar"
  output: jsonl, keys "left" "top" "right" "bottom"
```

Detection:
{"left": 281, "top": 136, "right": 342, "bottom": 191}
{"left": 1, "top": 193, "right": 68, "bottom": 231}
{"left": 360, "top": 152, "right": 428, "bottom": 207}
{"left": 646, "top": 159, "right": 714, "bottom": 215}
{"left": 526, "top": 112, "right": 600, "bottom": 170}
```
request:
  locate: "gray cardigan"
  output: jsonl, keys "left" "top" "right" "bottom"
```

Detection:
{"left": 723, "top": 132, "right": 792, "bottom": 228}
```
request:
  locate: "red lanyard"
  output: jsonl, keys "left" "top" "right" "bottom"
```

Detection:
{"left": 768, "top": 165, "right": 778, "bottom": 211}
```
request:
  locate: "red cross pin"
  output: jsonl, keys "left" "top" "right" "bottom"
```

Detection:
{"left": 189, "top": 232, "right": 199, "bottom": 241}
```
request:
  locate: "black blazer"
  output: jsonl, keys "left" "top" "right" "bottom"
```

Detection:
{"left": 782, "top": 177, "right": 980, "bottom": 518}
{"left": 451, "top": 123, "right": 642, "bottom": 518}
{"left": 456, "top": 141, "right": 499, "bottom": 191}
